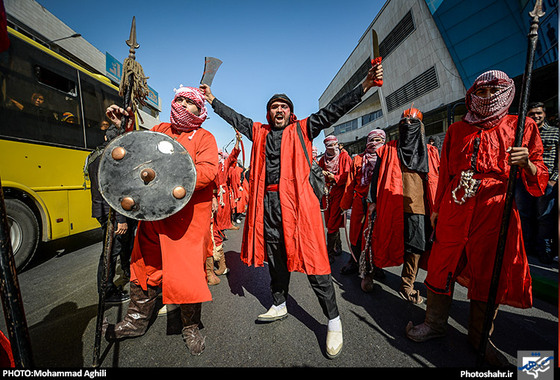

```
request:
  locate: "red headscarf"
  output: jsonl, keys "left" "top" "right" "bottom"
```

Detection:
{"left": 323, "top": 135, "right": 340, "bottom": 174}
{"left": 361, "top": 129, "right": 386, "bottom": 186}
{"left": 463, "top": 70, "right": 515, "bottom": 129}
{"left": 170, "top": 86, "right": 208, "bottom": 132}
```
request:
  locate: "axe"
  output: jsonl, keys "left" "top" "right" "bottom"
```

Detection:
{"left": 200, "top": 57, "right": 222, "bottom": 87}
{"left": 200, "top": 58, "right": 247, "bottom": 167}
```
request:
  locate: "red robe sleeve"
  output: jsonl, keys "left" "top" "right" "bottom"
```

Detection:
{"left": 193, "top": 130, "right": 219, "bottom": 191}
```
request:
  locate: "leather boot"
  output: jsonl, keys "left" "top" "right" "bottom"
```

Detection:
{"left": 206, "top": 256, "right": 220, "bottom": 285}
{"left": 468, "top": 300, "right": 509, "bottom": 367}
{"left": 104, "top": 282, "right": 158, "bottom": 341}
{"left": 180, "top": 303, "right": 205, "bottom": 356}
{"left": 399, "top": 250, "right": 423, "bottom": 304}
{"left": 406, "top": 289, "right": 452, "bottom": 342}
{"left": 213, "top": 245, "right": 228, "bottom": 275}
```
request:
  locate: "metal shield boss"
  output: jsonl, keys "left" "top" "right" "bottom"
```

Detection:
{"left": 98, "top": 131, "right": 196, "bottom": 221}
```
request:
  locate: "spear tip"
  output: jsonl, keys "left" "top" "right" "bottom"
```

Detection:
{"left": 529, "top": 0, "right": 545, "bottom": 19}
{"left": 126, "top": 16, "right": 140, "bottom": 51}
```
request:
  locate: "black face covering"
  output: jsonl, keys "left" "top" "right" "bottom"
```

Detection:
{"left": 397, "top": 118, "right": 429, "bottom": 173}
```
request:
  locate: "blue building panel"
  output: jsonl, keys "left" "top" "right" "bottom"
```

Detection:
{"left": 425, "top": 0, "right": 555, "bottom": 88}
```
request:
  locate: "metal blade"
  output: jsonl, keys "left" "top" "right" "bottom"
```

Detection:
{"left": 126, "top": 16, "right": 140, "bottom": 51}
{"left": 372, "top": 29, "right": 380, "bottom": 58}
{"left": 200, "top": 57, "right": 223, "bottom": 86}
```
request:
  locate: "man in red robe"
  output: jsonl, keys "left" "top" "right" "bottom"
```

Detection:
{"left": 319, "top": 135, "right": 352, "bottom": 263}
{"left": 339, "top": 130, "right": 386, "bottom": 278}
{"left": 367, "top": 108, "right": 440, "bottom": 304}
{"left": 231, "top": 162, "right": 246, "bottom": 222}
{"left": 405, "top": 70, "right": 548, "bottom": 366}
{"left": 340, "top": 129, "right": 387, "bottom": 291}
{"left": 200, "top": 62, "right": 383, "bottom": 359}
{"left": 211, "top": 135, "right": 241, "bottom": 281}
{"left": 103, "top": 86, "right": 218, "bottom": 356}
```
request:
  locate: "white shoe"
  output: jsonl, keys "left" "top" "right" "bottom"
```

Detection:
{"left": 326, "top": 325, "right": 343, "bottom": 359}
{"left": 257, "top": 305, "right": 288, "bottom": 322}
{"left": 158, "top": 304, "right": 179, "bottom": 316}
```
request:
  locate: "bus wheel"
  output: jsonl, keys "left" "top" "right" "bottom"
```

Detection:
{"left": 5, "top": 199, "right": 39, "bottom": 271}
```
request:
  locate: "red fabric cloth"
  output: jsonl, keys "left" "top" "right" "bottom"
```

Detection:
{"left": 340, "top": 154, "right": 371, "bottom": 246}
{"left": 228, "top": 163, "right": 240, "bottom": 212}
{"left": 130, "top": 123, "right": 218, "bottom": 304}
{"left": 214, "top": 147, "right": 240, "bottom": 230}
{"left": 241, "top": 118, "right": 331, "bottom": 275}
{"left": 0, "top": 330, "right": 14, "bottom": 368}
{"left": 370, "top": 142, "right": 440, "bottom": 268}
{"left": 232, "top": 165, "right": 246, "bottom": 214}
{"left": 319, "top": 149, "right": 352, "bottom": 234}
{"left": 425, "top": 116, "right": 548, "bottom": 308}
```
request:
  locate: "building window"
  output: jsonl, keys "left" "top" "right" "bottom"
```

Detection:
{"left": 362, "top": 110, "right": 383, "bottom": 126}
{"left": 379, "top": 10, "right": 415, "bottom": 59}
{"left": 385, "top": 66, "right": 439, "bottom": 112}
{"left": 334, "top": 118, "right": 358, "bottom": 135}
{"left": 332, "top": 59, "right": 371, "bottom": 102}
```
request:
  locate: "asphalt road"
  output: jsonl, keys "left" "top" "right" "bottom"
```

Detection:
{"left": 0, "top": 219, "right": 557, "bottom": 375}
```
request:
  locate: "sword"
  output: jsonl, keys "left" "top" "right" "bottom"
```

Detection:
{"left": 476, "top": 0, "right": 544, "bottom": 367}
{"left": 371, "top": 29, "right": 383, "bottom": 87}
{"left": 342, "top": 210, "right": 357, "bottom": 262}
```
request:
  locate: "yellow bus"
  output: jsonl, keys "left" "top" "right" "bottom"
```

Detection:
{"left": 0, "top": 27, "right": 131, "bottom": 270}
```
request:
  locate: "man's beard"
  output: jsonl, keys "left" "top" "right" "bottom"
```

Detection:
{"left": 272, "top": 113, "right": 289, "bottom": 129}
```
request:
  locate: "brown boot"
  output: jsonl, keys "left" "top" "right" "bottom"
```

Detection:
{"left": 213, "top": 245, "right": 228, "bottom": 275}
{"left": 180, "top": 303, "right": 205, "bottom": 356}
{"left": 468, "top": 300, "right": 510, "bottom": 367}
{"left": 406, "top": 289, "right": 452, "bottom": 342}
{"left": 399, "top": 250, "right": 423, "bottom": 304}
{"left": 206, "top": 256, "right": 220, "bottom": 285}
{"left": 104, "top": 282, "right": 158, "bottom": 341}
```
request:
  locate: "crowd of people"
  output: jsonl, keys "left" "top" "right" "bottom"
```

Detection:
{"left": 91, "top": 63, "right": 555, "bottom": 366}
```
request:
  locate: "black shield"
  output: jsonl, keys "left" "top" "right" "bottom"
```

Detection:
{"left": 98, "top": 131, "right": 196, "bottom": 221}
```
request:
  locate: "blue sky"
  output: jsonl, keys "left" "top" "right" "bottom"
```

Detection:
{"left": 36, "top": 0, "right": 385, "bottom": 156}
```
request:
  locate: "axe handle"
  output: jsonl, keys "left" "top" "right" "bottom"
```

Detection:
{"left": 371, "top": 57, "right": 383, "bottom": 87}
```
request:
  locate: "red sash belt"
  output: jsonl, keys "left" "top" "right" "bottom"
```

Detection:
{"left": 266, "top": 184, "right": 279, "bottom": 192}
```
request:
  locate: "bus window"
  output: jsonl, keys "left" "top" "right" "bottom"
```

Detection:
{"left": 0, "top": 35, "right": 85, "bottom": 149}
{"left": 81, "top": 78, "right": 106, "bottom": 149}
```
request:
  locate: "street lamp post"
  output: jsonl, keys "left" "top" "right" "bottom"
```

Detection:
{"left": 46, "top": 33, "right": 81, "bottom": 45}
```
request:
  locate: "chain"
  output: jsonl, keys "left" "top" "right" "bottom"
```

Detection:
{"left": 451, "top": 170, "right": 481, "bottom": 205}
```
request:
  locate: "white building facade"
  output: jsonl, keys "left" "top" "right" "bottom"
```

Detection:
{"left": 319, "top": 0, "right": 467, "bottom": 152}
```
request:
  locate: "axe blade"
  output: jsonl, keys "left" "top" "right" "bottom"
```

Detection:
{"left": 200, "top": 57, "right": 222, "bottom": 86}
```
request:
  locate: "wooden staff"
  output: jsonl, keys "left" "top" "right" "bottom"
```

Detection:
{"left": 92, "top": 16, "right": 148, "bottom": 367}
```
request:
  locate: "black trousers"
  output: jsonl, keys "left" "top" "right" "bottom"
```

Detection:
{"left": 264, "top": 191, "right": 339, "bottom": 320}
